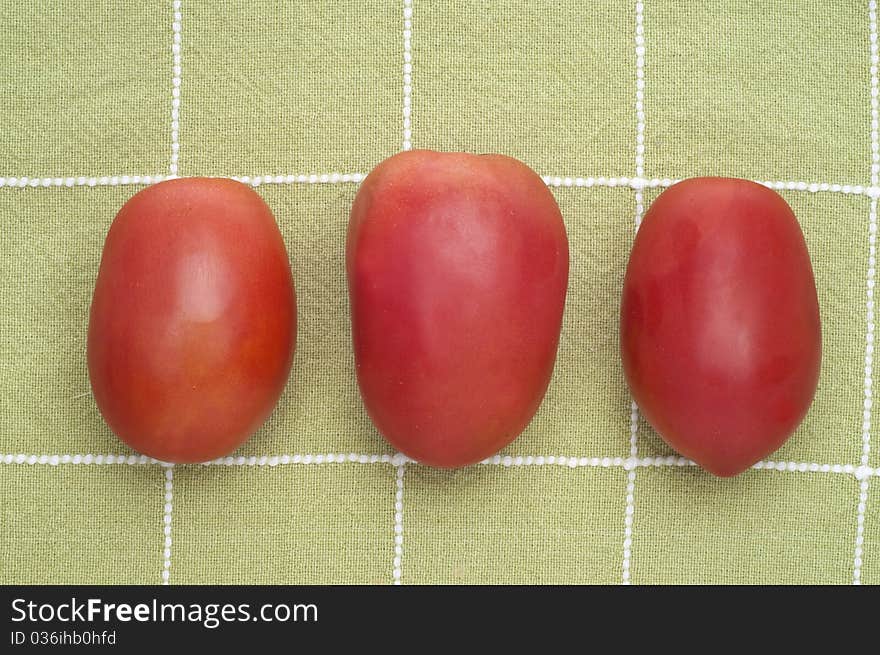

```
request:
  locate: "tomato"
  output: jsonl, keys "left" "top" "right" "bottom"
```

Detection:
{"left": 87, "top": 178, "right": 296, "bottom": 463}
{"left": 620, "top": 177, "right": 821, "bottom": 477}
{"left": 347, "top": 150, "right": 569, "bottom": 467}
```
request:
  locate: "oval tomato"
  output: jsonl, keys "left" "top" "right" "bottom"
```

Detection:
{"left": 620, "top": 177, "right": 821, "bottom": 477}
{"left": 87, "top": 178, "right": 296, "bottom": 463}
{"left": 347, "top": 150, "right": 569, "bottom": 467}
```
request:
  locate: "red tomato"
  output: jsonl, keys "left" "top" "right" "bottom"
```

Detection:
{"left": 87, "top": 178, "right": 296, "bottom": 463}
{"left": 620, "top": 177, "right": 821, "bottom": 477}
{"left": 347, "top": 150, "right": 569, "bottom": 467}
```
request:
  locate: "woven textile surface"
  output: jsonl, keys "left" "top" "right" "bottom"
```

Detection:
{"left": 2, "top": 1, "right": 880, "bottom": 585}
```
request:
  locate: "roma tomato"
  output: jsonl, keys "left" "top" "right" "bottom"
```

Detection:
{"left": 347, "top": 150, "right": 569, "bottom": 467}
{"left": 87, "top": 178, "right": 296, "bottom": 463}
{"left": 620, "top": 177, "right": 821, "bottom": 477}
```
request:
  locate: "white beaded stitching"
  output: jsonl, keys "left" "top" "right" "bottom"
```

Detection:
{"left": 162, "top": 465, "right": 174, "bottom": 585}
{"left": 854, "top": 0, "right": 880, "bottom": 587}
{"left": 201, "top": 453, "right": 394, "bottom": 466}
{"left": 634, "top": 3, "right": 646, "bottom": 180}
{"left": 229, "top": 173, "right": 365, "bottom": 187}
{"left": 861, "top": 183, "right": 876, "bottom": 488}
{"left": 541, "top": 176, "right": 879, "bottom": 195}
{"left": 170, "top": 1, "right": 182, "bottom": 175}
{"left": 2, "top": 453, "right": 875, "bottom": 476}
{"left": 854, "top": 478, "right": 871, "bottom": 584}
{"left": 4, "top": 174, "right": 879, "bottom": 195}
{"left": 392, "top": 458, "right": 405, "bottom": 585}
{"left": 541, "top": 175, "right": 677, "bottom": 189}
{"left": 856, "top": 211, "right": 878, "bottom": 583}
{"left": 402, "top": 0, "right": 413, "bottom": 151}
{"left": 0, "top": 453, "right": 157, "bottom": 465}
{"left": 864, "top": 0, "right": 879, "bottom": 479}
{"left": 391, "top": 0, "right": 414, "bottom": 585}
{"left": 621, "top": 0, "right": 647, "bottom": 586}
{"left": 872, "top": 0, "right": 880, "bottom": 188}
{"left": 0, "top": 175, "right": 167, "bottom": 188}
{"left": 622, "top": 405, "right": 640, "bottom": 584}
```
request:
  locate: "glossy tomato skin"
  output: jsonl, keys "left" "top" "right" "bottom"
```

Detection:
{"left": 347, "top": 150, "right": 569, "bottom": 467}
{"left": 88, "top": 177, "right": 296, "bottom": 463}
{"left": 621, "top": 177, "right": 821, "bottom": 477}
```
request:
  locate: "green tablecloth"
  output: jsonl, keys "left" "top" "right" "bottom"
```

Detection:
{"left": 2, "top": 0, "right": 879, "bottom": 585}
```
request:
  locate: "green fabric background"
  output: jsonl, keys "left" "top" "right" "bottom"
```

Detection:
{"left": 1, "top": 0, "right": 879, "bottom": 585}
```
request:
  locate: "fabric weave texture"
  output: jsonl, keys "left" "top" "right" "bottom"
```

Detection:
{"left": 1, "top": 1, "right": 879, "bottom": 585}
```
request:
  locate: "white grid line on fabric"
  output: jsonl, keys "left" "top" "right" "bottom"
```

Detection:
{"left": 161, "top": 0, "right": 182, "bottom": 586}
{"left": 2, "top": 175, "right": 880, "bottom": 196}
{"left": 0, "top": 173, "right": 369, "bottom": 188}
{"left": 862, "top": 196, "right": 876, "bottom": 472}
{"left": 230, "top": 173, "right": 366, "bottom": 185}
{"left": 622, "top": 462, "right": 637, "bottom": 584}
{"left": 390, "top": 0, "right": 415, "bottom": 586}
{"left": 853, "top": 0, "right": 880, "bottom": 586}
{"left": 3, "top": 453, "right": 877, "bottom": 476}
{"left": 872, "top": 0, "right": 880, "bottom": 188}
{"left": 0, "top": 175, "right": 169, "bottom": 188}
{"left": 856, "top": 197, "right": 877, "bottom": 585}
{"left": 402, "top": 0, "right": 413, "bottom": 151}
{"left": 169, "top": 1, "right": 182, "bottom": 176}
{"left": 621, "top": 0, "right": 646, "bottom": 587}
{"left": 542, "top": 176, "right": 880, "bottom": 196}
{"left": 162, "top": 466, "right": 174, "bottom": 585}
{"left": 393, "top": 462, "right": 405, "bottom": 585}
{"left": 855, "top": 477, "right": 871, "bottom": 583}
